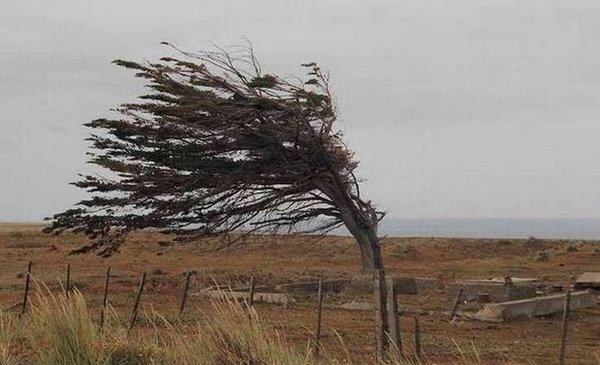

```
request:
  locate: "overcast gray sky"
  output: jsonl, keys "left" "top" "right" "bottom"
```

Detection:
{"left": 2, "top": 0, "right": 600, "bottom": 222}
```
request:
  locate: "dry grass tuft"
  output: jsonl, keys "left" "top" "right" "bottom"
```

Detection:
{"left": 0, "top": 282, "right": 542, "bottom": 365}
{"left": 0, "top": 309, "right": 19, "bottom": 365}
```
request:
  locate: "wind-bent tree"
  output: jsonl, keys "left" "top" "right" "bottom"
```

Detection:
{"left": 46, "top": 45, "right": 390, "bottom": 351}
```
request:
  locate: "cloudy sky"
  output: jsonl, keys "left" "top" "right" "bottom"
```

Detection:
{"left": 2, "top": 0, "right": 600, "bottom": 222}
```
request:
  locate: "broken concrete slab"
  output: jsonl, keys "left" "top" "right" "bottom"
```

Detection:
{"left": 446, "top": 280, "right": 536, "bottom": 303}
{"left": 202, "top": 290, "right": 295, "bottom": 304}
{"left": 472, "top": 291, "right": 595, "bottom": 322}
{"left": 575, "top": 272, "right": 600, "bottom": 290}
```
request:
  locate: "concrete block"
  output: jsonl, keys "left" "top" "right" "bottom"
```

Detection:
{"left": 473, "top": 291, "right": 596, "bottom": 322}
{"left": 575, "top": 272, "right": 600, "bottom": 290}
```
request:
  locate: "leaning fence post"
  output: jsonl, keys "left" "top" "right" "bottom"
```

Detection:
{"left": 386, "top": 277, "right": 402, "bottom": 357}
{"left": 414, "top": 316, "right": 422, "bottom": 360}
{"left": 449, "top": 288, "right": 463, "bottom": 320}
{"left": 127, "top": 272, "right": 146, "bottom": 333}
{"left": 179, "top": 271, "right": 193, "bottom": 316}
{"left": 559, "top": 290, "right": 572, "bottom": 365}
{"left": 314, "top": 276, "right": 324, "bottom": 356}
{"left": 19, "top": 261, "right": 32, "bottom": 319}
{"left": 99, "top": 267, "right": 111, "bottom": 330}
{"left": 248, "top": 276, "right": 256, "bottom": 306}
{"left": 65, "top": 263, "right": 71, "bottom": 298}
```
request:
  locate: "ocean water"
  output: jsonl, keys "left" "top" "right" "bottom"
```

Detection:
{"left": 374, "top": 218, "right": 600, "bottom": 239}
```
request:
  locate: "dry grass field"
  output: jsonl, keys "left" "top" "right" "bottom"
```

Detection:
{"left": 1, "top": 223, "right": 600, "bottom": 364}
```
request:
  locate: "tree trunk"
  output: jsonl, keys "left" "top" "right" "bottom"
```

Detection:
{"left": 350, "top": 222, "right": 384, "bottom": 270}
{"left": 334, "top": 203, "right": 389, "bottom": 356}
{"left": 316, "top": 180, "right": 390, "bottom": 358}
{"left": 347, "top": 221, "right": 390, "bottom": 359}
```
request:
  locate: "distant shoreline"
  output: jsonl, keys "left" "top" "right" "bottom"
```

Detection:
{"left": 3, "top": 218, "right": 600, "bottom": 240}
{"left": 377, "top": 218, "right": 600, "bottom": 240}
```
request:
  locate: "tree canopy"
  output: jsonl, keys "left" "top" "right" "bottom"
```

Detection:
{"left": 46, "top": 44, "right": 384, "bottom": 268}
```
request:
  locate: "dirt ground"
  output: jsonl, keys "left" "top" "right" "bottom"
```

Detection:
{"left": 1, "top": 223, "right": 599, "bottom": 364}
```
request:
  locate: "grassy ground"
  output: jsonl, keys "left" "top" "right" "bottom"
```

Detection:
{"left": 1, "top": 223, "right": 600, "bottom": 364}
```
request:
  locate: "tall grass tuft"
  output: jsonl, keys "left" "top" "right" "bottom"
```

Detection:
{"left": 201, "top": 296, "right": 311, "bottom": 365}
{"left": 26, "top": 284, "right": 99, "bottom": 365}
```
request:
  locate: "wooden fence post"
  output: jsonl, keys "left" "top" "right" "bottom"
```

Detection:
{"left": 99, "top": 267, "right": 111, "bottom": 330}
{"left": 386, "top": 278, "right": 402, "bottom": 357}
{"left": 65, "top": 263, "right": 71, "bottom": 298}
{"left": 373, "top": 268, "right": 390, "bottom": 360}
{"left": 179, "top": 271, "right": 193, "bottom": 315}
{"left": 127, "top": 272, "right": 146, "bottom": 333}
{"left": 19, "top": 261, "right": 32, "bottom": 319}
{"left": 559, "top": 290, "right": 572, "bottom": 365}
{"left": 248, "top": 276, "right": 256, "bottom": 306}
{"left": 414, "top": 316, "right": 422, "bottom": 360}
{"left": 449, "top": 288, "right": 463, "bottom": 320}
{"left": 314, "top": 276, "right": 324, "bottom": 356}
